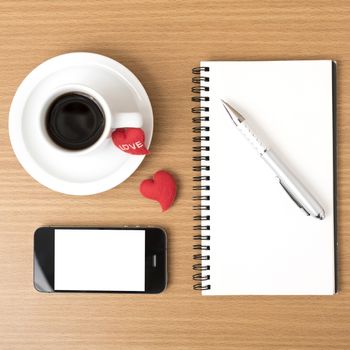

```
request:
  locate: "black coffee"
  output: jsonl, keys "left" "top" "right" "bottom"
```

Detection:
{"left": 46, "top": 93, "right": 105, "bottom": 150}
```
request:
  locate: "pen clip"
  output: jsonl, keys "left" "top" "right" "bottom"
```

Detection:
{"left": 278, "top": 179, "right": 310, "bottom": 216}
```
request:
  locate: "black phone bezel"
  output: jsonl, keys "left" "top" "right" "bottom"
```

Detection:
{"left": 34, "top": 226, "right": 167, "bottom": 294}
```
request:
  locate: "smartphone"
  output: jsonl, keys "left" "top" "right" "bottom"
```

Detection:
{"left": 34, "top": 227, "right": 167, "bottom": 293}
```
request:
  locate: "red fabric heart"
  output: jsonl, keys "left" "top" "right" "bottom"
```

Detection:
{"left": 139, "top": 170, "right": 177, "bottom": 212}
{"left": 112, "top": 128, "right": 149, "bottom": 155}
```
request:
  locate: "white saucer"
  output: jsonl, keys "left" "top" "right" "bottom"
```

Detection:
{"left": 9, "top": 52, "right": 153, "bottom": 195}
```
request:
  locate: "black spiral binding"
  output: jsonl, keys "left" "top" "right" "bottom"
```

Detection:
{"left": 192, "top": 66, "right": 211, "bottom": 291}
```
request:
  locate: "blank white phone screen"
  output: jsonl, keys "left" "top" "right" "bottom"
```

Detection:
{"left": 54, "top": 229, "right": 145, "bottom": 291}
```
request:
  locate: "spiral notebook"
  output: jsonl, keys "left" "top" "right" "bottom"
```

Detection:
{"left": 192, "top": 60, "right": 337, "bottom": 295}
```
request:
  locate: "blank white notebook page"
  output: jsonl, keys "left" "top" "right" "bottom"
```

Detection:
{"left": 200, "top": 60, "right": 335, "bottom": 295}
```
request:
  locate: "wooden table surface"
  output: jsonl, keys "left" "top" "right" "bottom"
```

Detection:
{"left": 0, "top": 1, "right": 349, "bottom": 349}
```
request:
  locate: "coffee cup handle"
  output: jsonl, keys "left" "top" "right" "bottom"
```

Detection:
{"left": 111, "top": 112, "right": 143, "bottom": 129}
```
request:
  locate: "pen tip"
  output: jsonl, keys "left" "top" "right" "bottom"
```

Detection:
{"left": 220, "top": 99, "right": 245, "bottom": 124}
{"left": 221, "top": 100, "right": 231, "bottom": 113}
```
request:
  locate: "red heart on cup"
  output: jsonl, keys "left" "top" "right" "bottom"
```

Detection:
{"left": 139, "top": 170, "right": 177, "bottom": 212}
{"left": 112, "top": 128, "right": 149, "bottom": 155}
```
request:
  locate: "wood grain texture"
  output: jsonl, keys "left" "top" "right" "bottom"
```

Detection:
{"left": 0, "top": 0, "right": 349, "bottom": 349}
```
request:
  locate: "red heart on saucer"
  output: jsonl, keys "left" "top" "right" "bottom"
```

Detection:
{"left": 139, "top": 170, "right": 177, "bottom": 212}
{"left": 112, "top": 128, "right": 149, "bottom": 155}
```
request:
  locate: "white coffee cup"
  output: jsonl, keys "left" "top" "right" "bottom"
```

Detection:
{"left": 40, "top": 83, "right": 143, "bottom": 156}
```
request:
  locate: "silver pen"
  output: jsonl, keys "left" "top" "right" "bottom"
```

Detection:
{"left": 222, "top": 100, "right": 325, "bottom": 220}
